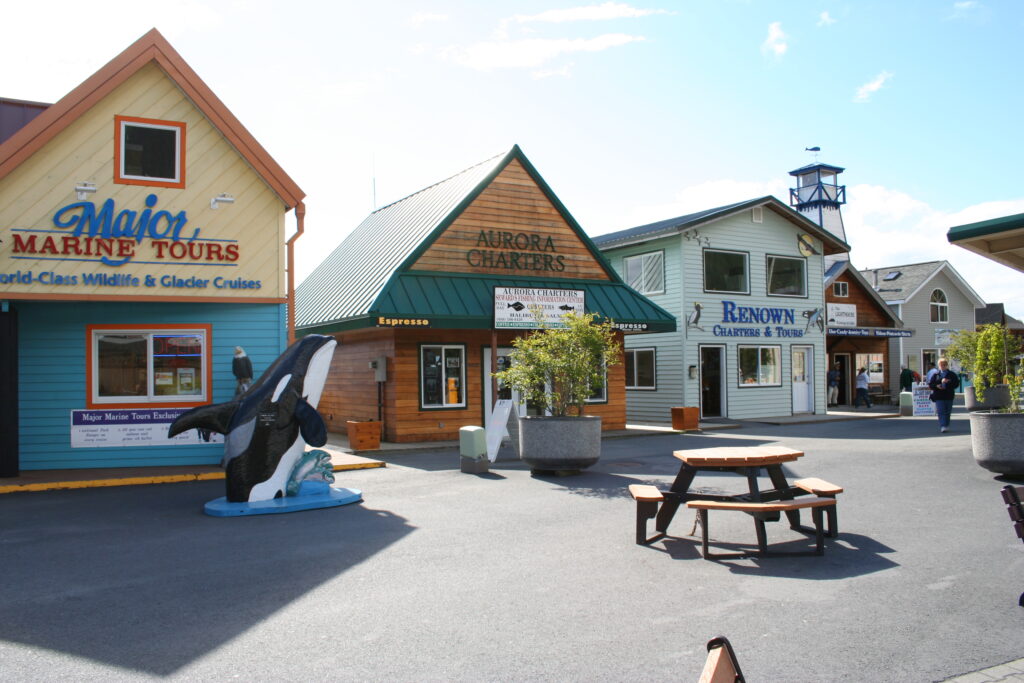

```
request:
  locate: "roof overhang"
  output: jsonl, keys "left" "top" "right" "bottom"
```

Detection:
{"left": 948, "top": 212, "right": 1024, "bottom": 275}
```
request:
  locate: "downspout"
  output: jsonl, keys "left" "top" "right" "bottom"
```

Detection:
{"left": 286, "top": 201, "right": 306, "bottom": 344}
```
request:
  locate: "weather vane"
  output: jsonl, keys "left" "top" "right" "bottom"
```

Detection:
{"left": 805, "top": 146, "right": 821, "bottom": 161}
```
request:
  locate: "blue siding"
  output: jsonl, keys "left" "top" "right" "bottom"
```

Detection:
{"left": 16, "top": 301, "right": 287, "bottom": 470}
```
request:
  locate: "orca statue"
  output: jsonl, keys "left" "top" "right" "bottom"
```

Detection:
{"left": 169, "top": 334, "right": 338, "bottom": 503}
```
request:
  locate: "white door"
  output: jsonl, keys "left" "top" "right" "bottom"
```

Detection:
{"left": 483, "top": 347, "right": 527, "bottom": 429}
{"left": 792, "top": 346, "right": 814, "bottom": 413}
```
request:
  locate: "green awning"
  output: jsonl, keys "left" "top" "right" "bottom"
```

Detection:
{"left": 299, "top": 272, "right": 677, "bottom": 335}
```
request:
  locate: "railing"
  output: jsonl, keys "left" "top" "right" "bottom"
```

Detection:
{"left": 790, "top": 184, "right": 846, "bottom": 206}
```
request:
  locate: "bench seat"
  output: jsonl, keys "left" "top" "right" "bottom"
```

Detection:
{"left": 628, "top": 484, "right": 664, "bottom": 545}
{"left": 794, "top": 477, "right": 843, "bottom": 495}
{"left": 686, "top": 497, "right": 835, "bottom": 558}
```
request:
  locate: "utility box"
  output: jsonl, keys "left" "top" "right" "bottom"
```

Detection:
{"left": 899, "top": 391, "right": 913, "bottom": 417}
{"left": 459, "top": 426, "right": 488, "bottom": 473}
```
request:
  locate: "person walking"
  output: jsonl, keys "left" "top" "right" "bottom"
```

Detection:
{"left": 899, "top": 365, "right": 915, "bottom": 393}
{"left": 929, "top": 357, "right": 960, "bottom": 433}
{"left": 854, "top": 367, "right": 872, "bottom": 409}
{"left": 828, "top": 362, "right": 841, "bottom": 406}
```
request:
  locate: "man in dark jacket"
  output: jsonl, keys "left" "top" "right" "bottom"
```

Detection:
{"left": 929, "top": 358, "right": 960, "bottom": 433}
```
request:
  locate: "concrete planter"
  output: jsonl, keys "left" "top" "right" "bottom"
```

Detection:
{"left": 969, "top": 411, "right": 1024, "bottom": 476}
{"left": 965, "top": 385, "right": 1010, "bottom": 412}
{"left": 519, "top": 415, "right": 601, "bottom": 474}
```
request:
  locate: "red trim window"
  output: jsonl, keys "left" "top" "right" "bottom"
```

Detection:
{"left": 114, "top": 115, "right": 186, "bottom": 188}
{"left": 86, "top": 324, "right": 212, "bottom": 408}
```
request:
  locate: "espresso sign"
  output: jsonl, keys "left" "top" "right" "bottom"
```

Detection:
{"left": 493, "top": 286, "right": 585, "bottom": 329}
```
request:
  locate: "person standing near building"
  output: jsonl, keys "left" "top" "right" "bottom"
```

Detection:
{"left": 925, "top": 363, "right": 939, "bottom": 384}
{"left": 929, "top": 357, "right": 960, "bottom": 433}
{"left": 233, "top": 346, "right": 254, "bottom": 395}
{"left": 854, "top": 367, "right": 872, "bottom": 409}
{"left": 899, "top": 365, "right": 915, "bottom": 393}
{"left": 828, "top": 362, "right": 841, "bottom": 406}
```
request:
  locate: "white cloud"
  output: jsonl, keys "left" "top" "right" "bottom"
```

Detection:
{"left": 513, "top": 2, "right": 670, "bottom": 23}
{"left": 441, "top": 34, "right": 644, "bottom": 71}
{"left": 854, "top": 70, "right": 893, "bottom": 102}
{"left": 817, "top": 11, "right": 836, "bottom": 27}
{"left": 948, "top": 1, "right": 983, "bottom": 20}
{"left": 761, "top": 22, "right": 788, "bottom": 58}
{"left": 533, "top": 63, "right": 575, "bottom": 79}
{"left": 409, "top": 12, "right": 448, "bottom": 26}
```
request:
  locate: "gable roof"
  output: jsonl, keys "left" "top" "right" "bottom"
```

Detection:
{"left": 824, "top": 259, "right": 902, "bottom": 326}
{"left": 858, "top": 260, "right": 985, "bottom": 307}
{"left": 0, "top": 28, "right": 303, "bottom": 209}
{"left": 590, "top": 195, "right": 850, "bottom": 254}
{"left": 295, "top": 146, "right": 676, "bottom": 334}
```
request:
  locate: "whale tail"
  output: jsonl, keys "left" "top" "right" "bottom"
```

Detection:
{"left": 167, "top": 401, "right": 239, "bottom": 439}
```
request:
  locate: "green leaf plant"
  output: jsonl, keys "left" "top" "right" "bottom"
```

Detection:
{"left": 971, "top": 323, "right": 1023, "bottom": 407}
{"left": 492, "top": 309, "right": 623, "bottom": 418}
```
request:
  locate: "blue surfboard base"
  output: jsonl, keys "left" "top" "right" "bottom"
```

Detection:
{"left": 204, "top": 481, "right": 363, "bottom": 517}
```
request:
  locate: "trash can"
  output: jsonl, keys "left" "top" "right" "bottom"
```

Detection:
{"left": 899, "top": 391, "right": 913, "bottom": 417}
{"left": 459, "top": 426, "right": 488, "bottom": 473}
{"left": 671, "top": 407, "right": 700, "bottom": 431}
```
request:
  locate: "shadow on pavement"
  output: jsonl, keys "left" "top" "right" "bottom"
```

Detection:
{"left": 0, "top": 481, "right": 414, "bottom": 676}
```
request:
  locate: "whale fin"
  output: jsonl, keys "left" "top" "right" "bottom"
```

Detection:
{"left": 168, "top": 401, "right": 239, "bottom": 438}
{"left": 294, "top": 396, "right": 328, "bottom": 447}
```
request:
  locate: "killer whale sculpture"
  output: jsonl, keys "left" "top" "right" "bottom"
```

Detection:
{"left": 168, "top": 334, "right": 341, "bottom": 504}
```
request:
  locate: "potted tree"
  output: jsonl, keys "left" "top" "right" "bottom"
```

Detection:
{"left": 493, "top": 310, "right": 622, "bottom": 475}
{"left": 967, "top": 324, "right": 1024, "bottom": 475}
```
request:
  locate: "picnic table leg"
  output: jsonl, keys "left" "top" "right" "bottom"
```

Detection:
{"left": 766, "top": 466, "right": 802, "bottom": 528}
{"left": 656, "top": 467, "right": 696, "bottom": 533}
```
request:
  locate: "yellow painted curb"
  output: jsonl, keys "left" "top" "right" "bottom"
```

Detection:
{"left": 0, "top": 461, "right": 385, "bottom": 495}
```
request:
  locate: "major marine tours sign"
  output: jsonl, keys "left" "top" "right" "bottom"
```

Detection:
{"left": 494, "top": 287, "right": 585, "bottom": 329}
{"left": 1, "top": 193, "right": 266, "bottom": 294}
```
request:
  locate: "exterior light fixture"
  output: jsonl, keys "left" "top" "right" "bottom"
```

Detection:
{"left": 210, "top": 193, "right": 235, "bottom": 209}
{"left": 74, "top": 182, "right": 96, "bottom": 200}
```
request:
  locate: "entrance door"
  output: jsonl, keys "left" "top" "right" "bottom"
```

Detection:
{"left": 483, "top": 347, "right": 527, "bottom": 430}
{"left": 834, "top": 353, "right": 851, "bottom": 405}
{"left": 792, "top": 346, "right": 814, "bottom": 413}
{"left": 699, "top": 345, "right": 725, "bottom": 418}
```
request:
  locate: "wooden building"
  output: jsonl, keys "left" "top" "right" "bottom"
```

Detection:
{"left": 824, "top": 258, "right": 908, "bottom": 404}
{"left": 294, "top": 146, "right": 675, "bottom": 443}
{"left": 0, "top": 30, "right": 304, "bottom": 474}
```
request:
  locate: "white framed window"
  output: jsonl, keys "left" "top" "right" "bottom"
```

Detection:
{"left": 420, "top": 344, "right": 466, "bottom": 408}
{"left": 738, "top": 345, "right": 782, "bottom": 386}
{"left": 114, "top": 115, "right": 186, "bottom": 188}
{"left": 586, "top": 360, "right": 609, "bottom": 403}
{"left": 704, "top": 249, "right": 749, "bottom": 294}
{"left": 767, "top": 255, "right": 807, "bottom": 297}
{"left": 833, "top": 281, "right": 849, "bottom": 297}
{"left": 623, "top": 251, "right": 665, "bottom": 295}
{"left": 625, "top": 348, "right": 656, "bottom": 389}
{"left": 88, "top": 325, "right": 210, "bottom": 407}
{"left": 930, "top": 289, "right": 949, "bottom": 323}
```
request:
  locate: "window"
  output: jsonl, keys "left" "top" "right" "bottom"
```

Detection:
{"left": 930, "top": 289, "right": 949, "bottom": 323}
{"left": 625, "top": 348, "right": 656, "bottom": 389}
{"left": 114, "top": 115, "right": 186, "bottom": 188}
{"left": 586, "top": 360, "right": 609, "bottom": 403}
{"left": 623, "top": 251, "right": 665, "bottom": 295}
{"left": 704, "top": 249, "right": 749, "bottom": 294}
{"left": 767, "top": 255, "right": 807, "bottom": 297}
{"left": 88, "top": 325, "right": 210, "bottom": 407}
{"left": 420, "top": 344, "right": 465, "bottom": 408}
{"left": 883, "top": 271, "right": 902, "bottom": 281}
{"left": 833, "top": 281, "right": 849, "bottom": 297}
{"left": 738, "top": 345, "right": 781, "bottom": 386}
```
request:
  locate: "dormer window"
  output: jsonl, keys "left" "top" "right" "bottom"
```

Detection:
{"left": 114, "top": 115, "right": 186, "bottom": 188}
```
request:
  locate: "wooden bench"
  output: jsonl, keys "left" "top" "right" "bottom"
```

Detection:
{"left": 794, "top": 477, "right": 843, "bottom": 537}
{"left": 698, "top": 636, "right": 746, "bottom": 683}
{"left": 686, "top": 497, "right": 836, "bottom": 558}
{"left": 628, "top": 484, "right": 664, "bottom": 545}
{"left": 1000, "top": 485, "right": 1024, "bottom": 607}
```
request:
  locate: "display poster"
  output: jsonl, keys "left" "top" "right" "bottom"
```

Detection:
{"left": 935, "top": 328, "right": 956, "bottom": 346}
{"left": 486, "top": 399, "right": 514, "bottom": 462}
{"left": 493, "top": 287, "right": 585, "bottom": 329}
{"left": 70, "top": 408, "right": 223, "bottom": 448}
{"left": 912, "top": 384, "right": 936, "bottom": 416}
{"left": 827, "top": 303, "right": 857, "bottom": 327}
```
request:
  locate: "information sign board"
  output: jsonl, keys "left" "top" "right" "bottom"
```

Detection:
{"left": 494, "top": 287, "right": 585, "bottom": 329}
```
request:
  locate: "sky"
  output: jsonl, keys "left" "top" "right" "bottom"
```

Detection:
{"left": 5, "top": 0, "right": 1024, "bottom": 316}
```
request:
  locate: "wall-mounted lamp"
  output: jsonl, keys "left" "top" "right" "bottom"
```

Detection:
{"left": 210, "top": 193, "right": 235, "bottom": 210}
{"left": 688, "top": 365, "right": 698, "bottom": 380}
{"left": 74, "top": 182, "right": 96, "bottom": 200}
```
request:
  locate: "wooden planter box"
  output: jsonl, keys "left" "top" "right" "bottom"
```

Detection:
{"left": 671, "top": 407, "right": 700, "bottom": 431}
{"left": 347, "top": 421, "right": 381, "bottom": 451}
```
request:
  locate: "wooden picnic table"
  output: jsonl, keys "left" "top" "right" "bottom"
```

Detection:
{"left": 654, "top": 444, "right": 810, "bottom": 535}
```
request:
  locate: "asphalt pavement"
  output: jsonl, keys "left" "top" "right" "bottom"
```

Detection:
{"left": 1, "top": 407, "right": 1021, "bottom": 681}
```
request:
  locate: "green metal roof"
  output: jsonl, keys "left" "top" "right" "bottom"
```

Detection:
{"left": 948, "top": 212, "right": 1024, "bottom": 242}
{"left": 298, "top": 272, "right": 677, "bottom": 335}
{"left": 295, "top": 145, "right": 676, "bottom": 335}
